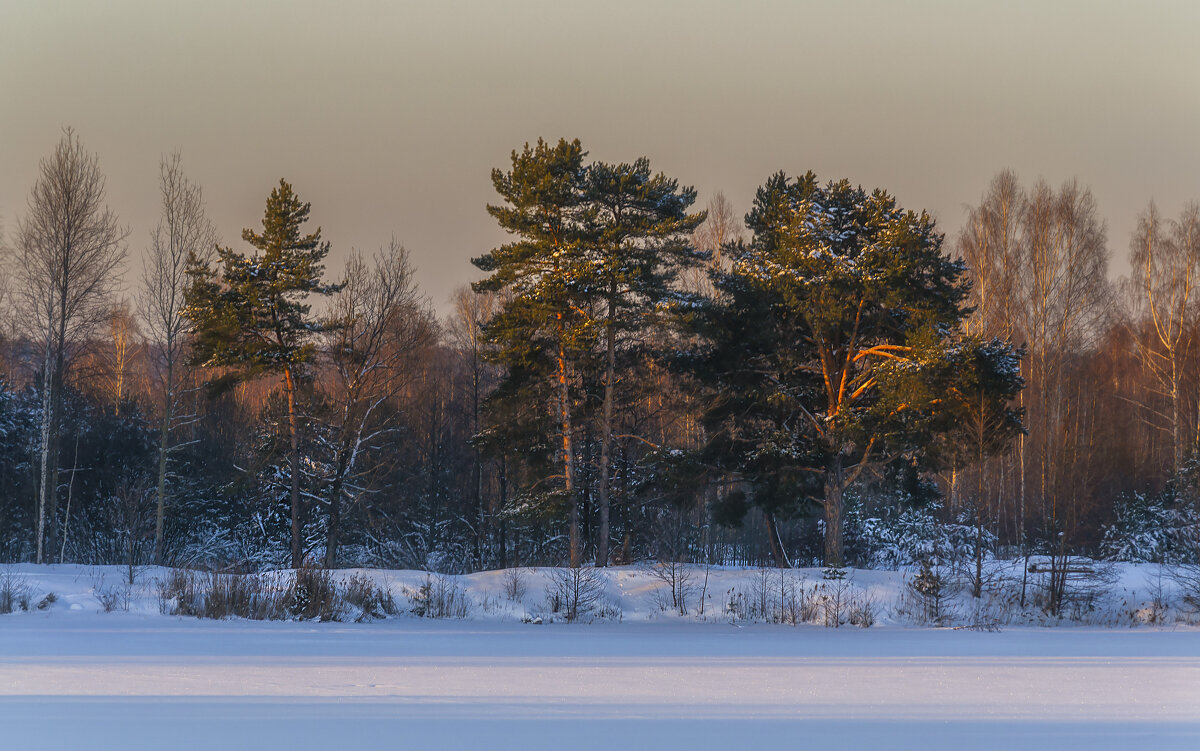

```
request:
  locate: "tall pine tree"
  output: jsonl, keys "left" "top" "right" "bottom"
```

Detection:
{"left": 183, "top": 179, "right": 339, "bottom": 568}
{"left": 473, "top": 139, "right": 594, "bottom": 568}
{"left": 582, "top": 159, "right": 705, "bottom": 565}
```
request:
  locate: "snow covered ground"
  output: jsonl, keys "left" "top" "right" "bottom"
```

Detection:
{"left": 2, "top": 564, "right": 1198, "bottom": 750}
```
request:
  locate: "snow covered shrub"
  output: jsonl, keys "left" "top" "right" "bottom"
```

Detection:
{"left": 1102, "top": 493, "right": 1171, "bottom": 562}
{"left": 1167, "top": 562, "right": 1200, "bottom": 613}
{"left": 0, "top": 573, "right": 31, "bottom": 614}
{"left": 408, "top": 574, "right": 471, "bottom": 619}
{"left": 745, "top": 567, "right": 775, "bottom": 618}
{"left": 546, "top": 567, "right": 607, "bottom": 622}
{"left": 1101, "top": 492, "right": 1200, "bottom": 563}
{"left": 1134, "top": 566, "right": 1171, "bottom": 624}
{"left": 646, "top": 560, "right": 695, "bottom": 615}
{"left": 778, "top": 573, "right": 817, "bottom": 625}
{"left": 502, "top": 568, "right": 527, "bottom": 602}
{"left": 848, "top": 592, "right": 877, "bottom": 628}
{"left": 158, "top": 570, "right": 289, "bottom": 620}
{"left": 342, "top": 573, "right": 398, "bottom": 620}
{"left": 902, "top": 559, "right": 954, "bottom": 625}
{"left": 816, "top": 578, "right": 856, "bottom": 628}
{"left": 95, "top": 584, "right": 127, "bottom": 613}
{"left": 855, "top": 503, "right": 982, "bottom": 570}
{"left": 952, "top": 552, "right": 1021, "bottom": 601}
{"left": 159, "top": 568, "right": 202, "bottom": 616}
{"left": 287, "top": 566, "right": 341, "bottom": 621}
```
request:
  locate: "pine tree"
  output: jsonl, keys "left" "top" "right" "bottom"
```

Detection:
{"left": 473, "top": 139, "right": 594, "bottom": 568}
{"left": 582, "top": 158, "right": 706, "bottom": 565}
{"left": 183, "top": 179, "right": 340, "bottom": 569}
{"left": 699, "top": 172, "right": 999, "bottom": 567}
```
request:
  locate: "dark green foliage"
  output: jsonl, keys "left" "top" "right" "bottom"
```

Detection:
{"left": 0, "top": 383, "right": 39, "bottom": 560}
{"left": 183, "top": 179, "right": 340, "bottom": 383}
{"left": 696, "top": 171, "right": 1022, "bottom": 566}
{"left": 473, "top": 139, "right": 707, "bottom": 566}
{"left": 472, "top": 139, "right": 594, "bottom": 564}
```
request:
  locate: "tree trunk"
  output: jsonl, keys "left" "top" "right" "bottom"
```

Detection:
{"left": 284, "top": 367, "right": 302, "bottom": 569}
{"left": 973, "top": 396, "right": 986, "bottom": 599}
{"left": 46, "top": 289, "right": 69, "bottom": 561}
{"left": 974, "top": 515, "right": 984, "bottom": 599}
{"left": 471, "top": 352, "right": 483, "bottom": 570}
{"left": 556, "top": 318, "right": 580, "bottom": 569}
{"left": 596, "top": 292, "right": 616, "bottom": 567}
{"left": 323, "top": 440, "right": 351, "bottom": 570}
{"left": 153, "top": 359, "right": 173, "bottom": 565}
{"left": 35, "top": 336, "right": 55, "bottom": 564}
{"left": 498, "top": 455, "right": 508, "bottom": 570}
{"left": 823, "top": 453, "right": 846, "bottom": 568}
{"left": 1171, "top": 353, "right": 1182, "bottom": 479}
{"left": 763, "top": 511, "right": 789, "bottom": 568}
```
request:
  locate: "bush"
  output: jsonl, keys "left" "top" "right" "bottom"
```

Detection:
{"left": 904, "top": 559, "right": 954, "bottom": 625}
{"left": 1101, "top": 492, "right": 1200, "bottom": 563}
{"left": 853, "top": 503, "right": 983, "bottom": 570}
{"left": 0, "top": 573, "right": 31, "bottom": 614}
{"left": 646, "top": 560, "right": 694, "bottom": 615}
{"left": 197, "top": 571, "right": 287, "bottom": 620}
{"left": 1027, "top": 555, "right": 1118, "bottom": 619}
{"left": 816, "top": 578, "right": 858, "bottom": 628}
{"left": 288, "top": 566, "right": 341, "bottom": 621}
{"left": 502, "top": 568, "right": 527, "bottom": 602}
{"left": 546, "top": 567, "right": 607, "bottom": 623}
{"left": 407, "top": 574, "right": 471, "bottom": 619}
{"left": 159, "top": 568, "right": 368, "bottom": 621}
{"left": 343, "top": 573, "right": 398, "bottom": 620}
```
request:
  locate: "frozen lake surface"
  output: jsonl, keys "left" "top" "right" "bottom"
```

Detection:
{"left": 3, "top": 614, "right": 1198, "bottom": 751}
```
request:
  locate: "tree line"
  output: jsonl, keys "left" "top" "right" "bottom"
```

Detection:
{"left": 0, "top": 130, "right": 1196, "bottom": 573}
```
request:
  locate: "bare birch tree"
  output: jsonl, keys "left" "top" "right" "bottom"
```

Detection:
{"left": 1017, "top": 178, "right": 1109, "bottom": 541}
{"left": 16, "top": 128, "right": 128, "bottom": 563}
{"left": 321, "top": 240, "right": 434, "bottom": 567}
{"left": 450, "top": 285, "right": 499, "bottom": 569}
{"left": 104, "top": 300, "right": 141, "bottom": 414}
{"left": 689, "top": 191, "right": 740, "bottom": 295}
{"left": 959, "top": 170, "right": 1023, "bottom": 339}
{"left": 1127, "top": 201, "right": 1200, "bottom": 479}
{"left": 139, "top": 152, "right": 217, "bottom": 563}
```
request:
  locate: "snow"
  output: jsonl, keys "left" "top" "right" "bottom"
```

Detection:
{"left": 2, "top": 564, "right": 1198, "bottom": 750}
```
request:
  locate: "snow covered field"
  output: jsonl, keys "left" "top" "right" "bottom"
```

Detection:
{"left": 2, "top": 564, "right": 1199, "bottom": 750}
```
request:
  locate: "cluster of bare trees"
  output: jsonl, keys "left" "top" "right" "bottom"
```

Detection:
{"left": 956, "top": 170, "right": 1200, "bottom": 556}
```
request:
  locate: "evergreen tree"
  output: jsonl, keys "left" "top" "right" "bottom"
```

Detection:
{"left": 183, "top": 179, "right": 340, "bottom": 568}
{"left": 581, "top": 158, "right": 706, "bottom": 565}
{"left": 699, "top": 172, "right": 1008, "bottom": 567}
{"left": 473, "top": 138, "right": 594, "bottom": 567}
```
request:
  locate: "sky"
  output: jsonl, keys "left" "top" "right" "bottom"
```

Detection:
{"left": 2, "top": 0, "right": 1198, "bottom": 314}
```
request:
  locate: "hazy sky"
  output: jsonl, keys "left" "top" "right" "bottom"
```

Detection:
{"left": 3, "top": 1, "right": 1198, "bottom": 313}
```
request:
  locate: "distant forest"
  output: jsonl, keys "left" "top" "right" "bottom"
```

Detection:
{"left": 2, "top": 130, "right": 1198, "bottom": 575}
